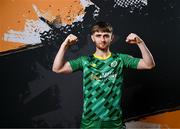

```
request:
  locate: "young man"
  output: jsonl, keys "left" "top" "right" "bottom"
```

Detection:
{"left": 52, "top": 22, "right": 155, "bottom": 129}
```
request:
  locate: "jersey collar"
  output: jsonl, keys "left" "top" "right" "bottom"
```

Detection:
{"left": 93, "top": 52, "right": 112, "bottom": 60}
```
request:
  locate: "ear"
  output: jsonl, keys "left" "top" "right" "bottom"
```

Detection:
{"left": 111, "top": 34, "right": 114, "bottom": 42}
{"left": 111, "top": 34, "right": 114, "bottom": 41}
{"left": 91, "top": 35, "right": 94, "bottom": 42}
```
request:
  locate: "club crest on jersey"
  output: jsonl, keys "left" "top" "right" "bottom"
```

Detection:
{"left": 111, "top": 61, "right": 117, "bottom": 67}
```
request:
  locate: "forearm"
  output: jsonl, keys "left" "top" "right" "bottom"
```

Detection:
{"left": 137, "top": 41, "right": 155, "bottom": 68}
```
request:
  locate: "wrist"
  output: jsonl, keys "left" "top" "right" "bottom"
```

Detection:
{"left": 137, "top": 40, "right": 144, "bottom": 44}
{"left": 61, "top": 41, "right": 69, "bottom": 49}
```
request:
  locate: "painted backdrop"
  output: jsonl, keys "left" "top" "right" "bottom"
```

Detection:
{"left": 0, "top": 0, "right": 180, "bottom": 128}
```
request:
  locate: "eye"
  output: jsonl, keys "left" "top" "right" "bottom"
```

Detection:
{"left": 95, "top": 34, "right": 101, "bottom": 37}
{"left": 104, "top": 35, "right": 110, "bottom": 38}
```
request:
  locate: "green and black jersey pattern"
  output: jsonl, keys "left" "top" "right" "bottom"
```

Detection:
{"left": 69, "top": 53, "right": 140, "bottom": 121}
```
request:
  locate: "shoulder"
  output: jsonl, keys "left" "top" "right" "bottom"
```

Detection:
{"left": 79, "top": 55, "right": 89, "bottom": 61}
{"left": 77, "top": 55, "right": 91, "bottom": 65}
{"left": 112, "top": 53, "right": 129, "bottom": 58}
{"left": 115, "top": 53, "right": 133, "bottom": 58}
{"left": 113, "top": 53, "right": 135, "bottom": 63}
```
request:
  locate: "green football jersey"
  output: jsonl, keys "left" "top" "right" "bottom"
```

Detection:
{"left": 69, "top": 53, "right": 140, "bottom": 121}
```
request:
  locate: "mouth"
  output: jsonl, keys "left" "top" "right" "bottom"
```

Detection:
{"left": 99, "top": 43, "right": 106, "bottom": 47}
{"left": 99, "top": 42, "right": 107, "bottom": 45}
{"left": 98, "top": 43, "right": 109, "bottom": 50}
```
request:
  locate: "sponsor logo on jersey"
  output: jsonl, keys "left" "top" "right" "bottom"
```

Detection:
{"left": 90, "top": 63, "right": 96, "bottom": 67}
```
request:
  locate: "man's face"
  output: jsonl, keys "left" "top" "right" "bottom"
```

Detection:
{"left": 91, "top": 31, "right": 113, "bottom": 50}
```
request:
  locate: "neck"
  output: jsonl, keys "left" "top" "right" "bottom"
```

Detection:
{"left": 93, "top": 48, "right": 111, "bottom": 59}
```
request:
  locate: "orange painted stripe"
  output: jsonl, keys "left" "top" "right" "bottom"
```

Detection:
{"left": 140, "top": 110, "right": 180, "bottom": 128}
{"left": 0, "top": 0, "right": 84, "bottom": 52}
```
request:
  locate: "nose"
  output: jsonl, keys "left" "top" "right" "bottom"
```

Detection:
{"left": 101, "top": 36, "right": 105, "bottom": 42}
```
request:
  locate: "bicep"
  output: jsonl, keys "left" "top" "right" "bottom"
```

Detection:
{"left": 137, "top": 59, "right": 151, "bottom": 70}
{"left": 56, "top": 62, "right": 73, "bottom": 74}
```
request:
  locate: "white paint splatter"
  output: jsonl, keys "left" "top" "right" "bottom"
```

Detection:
{"left": 73, "top": 14, "right": 84, "bottom": 23}
{"left": 79, "top": 0, "right": 100, "bottom": 19}
{"left": 80, "top": 0, "right": 94, "bottom": 8}
{"left": 3, "top": 4, "right": 51, "bottom": 45}
{"left": 93, "top": 5, "right": 100, "bottom": 19}
{"left": 32, "top": 4, "right": 41, "bottom": 17}
{"left": 3, "top": 1, "right": 100, "bottom": 45}
{"left": 125, "top": 121, "right": 161, "bottom": 128}
{"left": 141, "top": 0, "right": 148, "bottom": 5}
{"left": 114, "top": 0, "right": 148, "bottom": 8}
{"left": 3, "top": 19, "right": 51, "bottom": 44}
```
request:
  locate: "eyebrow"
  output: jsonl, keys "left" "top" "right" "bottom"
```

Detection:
{"left": 94, "top": 33, "right": 110, "bottom": 36}
{"left": 95, "top": 34, "right": 102, "bottom": 36}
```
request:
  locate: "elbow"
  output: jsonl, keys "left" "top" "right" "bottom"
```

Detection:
{"left": 52, "top": 68, "right": 58, "bottom": 73}
{"left": 147, "top": 62, "right": 156, "bottom": 69}
{"left": 151, "top": 61, "right": 156, "bottom": 69}
{"left": 149, "top": 65, "right": 155, "bottom": 69}
{"left": 52, "top": 67, "right": 61, "bottom": 73}
{"left": 52, "top": 67, "right": 70, "bottom": 74}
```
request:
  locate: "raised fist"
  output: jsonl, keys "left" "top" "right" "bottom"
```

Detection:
{"left": 126, "top": 33, "right": 143, "bottom": 44}
{"left": 64, "top": 34, "right": 78, "bottom": 46}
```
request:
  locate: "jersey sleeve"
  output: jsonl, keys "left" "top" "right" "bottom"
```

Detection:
{"left": 119, "top": 54, "right": 140, "bottom": 69}
{"left": 68, "top": 56, "right": 84, "bottom": 72}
